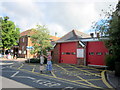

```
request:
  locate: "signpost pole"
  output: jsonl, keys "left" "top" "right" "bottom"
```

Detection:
{"left": 29, "top": 49, "right": 30, "bottom": 63}
{"left": 27, "top": 46, "right": 33, "bottom": 63}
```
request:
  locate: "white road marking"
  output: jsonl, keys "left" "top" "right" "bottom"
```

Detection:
{"left": 11, "top": 71, "right": 19, "bottom": 77}
{"left": 33, "top": 79, "right": 61, "bottom": 87}
{"left": 15, "top": 76, "right": 36, "bottom": 80}
{"left": 9, "top": 65, "right": 14, "bottom": 68}
{"left": 65, "top": 87, "right": 73, "bottom": 88}
{"left": 1, "top": 66, "right": 11, "bottom": 70}
{"left": 0, "top": 62, "right": 13, "bottom": 65}
{"left": 1, "top": 67, "right": 6, "bottom": 70}
{"left": 2, "top": 71, "right": 18, "bottom": 72}
{"left": 13, "top": 75, "right": 61, "bottom": 87}
{"left": 27, "top": 77, "right": 36, "bottom": 80}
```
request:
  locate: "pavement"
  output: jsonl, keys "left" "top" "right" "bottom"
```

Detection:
{"left": 106, "top": 70, "right": 120, "bottom": 90}
{"left": 0, "top": 58, "right": 29, "bottom": 89}
{"left": 0, "top": 58, "right": 118, "bottom": 89}
{"left": 0, "top": 76, "right": 32, "bottom": 88}
{"left": 0, "top": 58, "right": 27, "bottom": 62}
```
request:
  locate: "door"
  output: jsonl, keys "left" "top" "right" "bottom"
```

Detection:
{"left": 60, "top": 42, "right": 77, "bottom": 64}
{"left": 86, "top": 41, "right": 108, "bottom": 65}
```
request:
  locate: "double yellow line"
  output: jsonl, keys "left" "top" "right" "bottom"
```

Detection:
{"left": 54, "top": 64, "right": 101, "bottom": 88}
{"left": 14, "top": 64, "right": 100, "bottom": 88}
{"left": 18, "top": 63, "right": 24, "bottom": 69}
{"left": 67, "top": 64, "right": 101, "bottom": 77}
{"left": 16, "top": 67, "right": 99, "bottom": 88}
{"left": 32, "top": 65, "right": 36, "bottom": 72}
{"left": 30, "top": 64, "right": 57, "bottom": 78}
{"left": 16, "top": 63, "right": 113, "bottom": 88}
{"left": 101, "top": 70, "right": 113, "bottom": 88}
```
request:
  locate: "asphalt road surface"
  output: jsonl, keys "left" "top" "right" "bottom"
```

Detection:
{"left": 0, "top": 60, "right": 111, "bottom": 89}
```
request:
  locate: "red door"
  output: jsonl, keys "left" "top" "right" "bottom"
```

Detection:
{"left": 86, "top": 41, "right": 108, "bottom": 66}
{"left": 60, "top": 42, "right": 77, "bottom": 64}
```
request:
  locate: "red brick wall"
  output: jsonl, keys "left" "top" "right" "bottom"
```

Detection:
{"left": 52, "top": 44, "right": 60, "bottom": 63}
{"left": 19, "top": 36, "right": 28, "bottom": 58}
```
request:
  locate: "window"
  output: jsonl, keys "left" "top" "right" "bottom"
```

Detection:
{"left": 23, "top": 38, "right": 24, "bottom": 42}
{"left": 22, "top": 46, "right": 24, "bottom": 50}
{"left": 66, "top": 52, "right": 71, "bottom": 55}
{"left": 71, "top": 52, "right": 76, "bottom": 55}
{"left": 19, "top": 50, "right": 22, "bottom": 54}
{"left": 96, "top": 52, "right": 102, "bottom": 55}
{"left": 62, "top": 52, "right": 66, "bottom": 55}
{"left": 89, "top": 52, "right": 94, "bottom": 55}
{"left": 24, "top": 51, "right": 26, "bottom": 54}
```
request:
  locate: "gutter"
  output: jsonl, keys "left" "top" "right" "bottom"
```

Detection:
{"left": 101, "top": 70, "right": 114, "bottom": 88}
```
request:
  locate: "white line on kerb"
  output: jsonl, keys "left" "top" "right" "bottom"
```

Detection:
{"left": 11, "top": 71, "right": 19, "bottom": 77}
{"left": 1, "top": 67, "right": 6, "bottom": 70}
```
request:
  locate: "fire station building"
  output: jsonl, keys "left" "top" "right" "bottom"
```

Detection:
{"left": 52, "top": 30, "right": 108, "bottom": 67}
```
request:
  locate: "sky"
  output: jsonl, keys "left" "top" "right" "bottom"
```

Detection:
{"left": 0, "top": 0, "right": 118, "bottom": 37}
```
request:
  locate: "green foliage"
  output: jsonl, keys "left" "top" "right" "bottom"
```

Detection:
{"left": 107, "top": 2, "right": 120, "bottom": 62}
{"left": 0, "top": 16, "right": 20, "bottom": 50}
{"left": 25, "top": 58, "right": 47, "bottom": 63}
{"left": 0, "top": 17, "right": 3, "bottom": 48}
{"left": 105, "top": 55, "right": 117, "bottom": 70}
{"left": 25, "top": 58, "right": 40, "bottom": 63}
{"left": 31, "top": 25, "right": 52, "bottom": 55}
{"left": 92, "top": 1, "right": 120, "bottom": 70}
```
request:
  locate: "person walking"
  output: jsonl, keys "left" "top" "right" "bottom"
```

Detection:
{"left": 39, "top": 54, "right": 45, "bottom": 73}
{"left": 7, "top": 53, "right": 11, "bottom": 59}
{"left": 43, "top": 51, "right": 52, "bottom": 73}
{"left": 40, "top": 54, "right": 44, "bottom": 64}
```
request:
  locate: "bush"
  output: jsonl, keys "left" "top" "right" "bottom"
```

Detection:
{"left": 25, "top": 58, "right": 40, "bottom": 63}
{"left": 105, "top": 55, "right": 117, "bottom": 70}
{"left": 25, "top": 58, "right": 47, "bottom": 64}
{"left": 115, "top": 62, "right": 120, "bottom": 76}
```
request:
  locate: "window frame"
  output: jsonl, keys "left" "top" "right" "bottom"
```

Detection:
{"left": 96, "top": 52, "right": 103, "bottom": 55}
{"left": 89, "top": 52, "right": 94, "bottom": 55}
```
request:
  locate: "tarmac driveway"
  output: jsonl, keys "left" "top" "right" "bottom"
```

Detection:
{"left": 6, "top": 62, "right": 112, "bottom": 88}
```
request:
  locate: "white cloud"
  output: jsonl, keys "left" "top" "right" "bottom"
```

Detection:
{"left": 47, "top": 23, "right": 66, "bottom": 37}
{"left": 1, "top": 0, "right": 43, "bottom": 32}
{"left": 0, "top": 0, "right": 117, "bottom": 3}
{"left": 43, "top": 2, "right": 100, "bottom": 33}
{"left": 0, "top": 0, "right": 118, "bottom": 36}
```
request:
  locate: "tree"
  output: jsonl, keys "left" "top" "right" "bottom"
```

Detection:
{"left": 107, "top": 5, "right": 120, "bottom": 61}
{"left": 31, "top": 25, "right": 52, "bottom": 55}
{"left": 91, "top": 1, "right": 120, "bottom": 71}
{"left": 91, "top": 5, "right": 114, "bottom": 37}
{"left": 0, "top": 16, "right": 20, "bottom": 54}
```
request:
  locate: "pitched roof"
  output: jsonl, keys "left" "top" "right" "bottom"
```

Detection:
{"left": 74, "top": 30, "right": 91, "bottom": 39}
{"left": 20, "top": 29, "right": 35, "bottom": 36}
{"left": 50, "top": 36, "right": 60, "bottom": 41}
{"left": 20, "top": 29, "right": 60, "bottom": 41}
{"left": 57, "top": 29, "right": 90, "bottom": 42}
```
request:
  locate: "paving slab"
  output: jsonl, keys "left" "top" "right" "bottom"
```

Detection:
{"left": 0, "top": 76, "right": 32, "bottom": 88}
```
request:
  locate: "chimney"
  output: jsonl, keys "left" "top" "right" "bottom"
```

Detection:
{"left": 90, "top": 33, "right": 94, "bottom": 38}
{"left": 96, "top": 33, "right": 100, "bottom": 38}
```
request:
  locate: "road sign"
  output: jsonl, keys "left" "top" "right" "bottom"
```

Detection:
{"left": 26, "top": 46, "right": 33, "bottom": 50}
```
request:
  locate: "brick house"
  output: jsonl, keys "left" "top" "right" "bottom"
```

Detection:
{"left": 18, "top": 29, "right": 60, "bottom": 58}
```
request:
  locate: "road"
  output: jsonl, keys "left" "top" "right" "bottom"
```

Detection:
{"left": 0, "top": 60, "right": 112, "bottom": 89}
